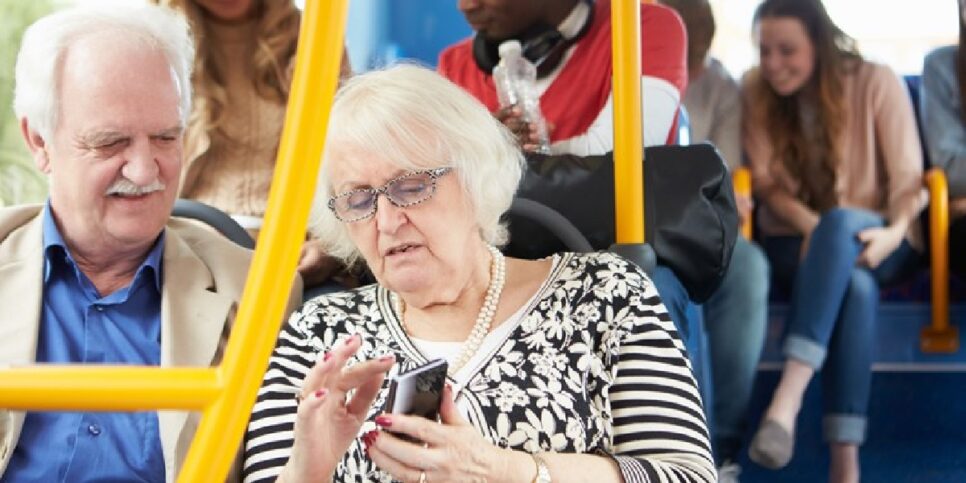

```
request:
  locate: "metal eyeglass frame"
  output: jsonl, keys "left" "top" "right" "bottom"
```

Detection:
{"left": 327, "top": 167, "right": 453, "bottom": 222}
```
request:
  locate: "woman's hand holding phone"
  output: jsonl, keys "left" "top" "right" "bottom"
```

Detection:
{"left": 280, "top": 334, "right": 395, "bottom": 483}
{"left": 366, "top": 384, "right": 528, "bottom": 483}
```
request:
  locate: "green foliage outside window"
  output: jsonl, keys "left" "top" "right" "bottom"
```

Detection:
{"left": 0, "top": 0, "right": 54, "bottom": 207}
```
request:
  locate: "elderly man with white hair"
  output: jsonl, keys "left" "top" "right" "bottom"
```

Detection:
{"left": 0, "top": 2, "right": 299, "bottom": 481}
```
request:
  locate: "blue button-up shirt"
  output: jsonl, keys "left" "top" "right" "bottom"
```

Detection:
{"left": 2, "top": 205, "right": 166, "bottom": 483}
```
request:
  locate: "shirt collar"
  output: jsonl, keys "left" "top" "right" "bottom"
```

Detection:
{"left": 41, "top": 201, "right": 165, "bottom": 291}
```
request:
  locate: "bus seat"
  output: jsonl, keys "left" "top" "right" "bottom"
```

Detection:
{"left": 172, "top": 199, "right": 256, "bottom": 249}
{"left": 904, "top": 74, "right": 932, "bottom": 168}
{"left": 903, "top": 74, "right": 957, "bottom": 351}
{"left": 503, "top": 197, "right": 594, "bottom": 254}
{"left": 735, "top": 162, "right": 957, "bottom": 351}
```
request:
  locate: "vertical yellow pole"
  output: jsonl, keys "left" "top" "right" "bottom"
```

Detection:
{"left": 176, "top": 0, "right": 350, "bottom": 480}
{"left": 612, "top": 0, "right": 644, "bottom": 243}
{"left": 733, "top": 167, "right": 753, "bottom": 240}
{"left": 921, "top": 168, "right": 958, "bottom": 353}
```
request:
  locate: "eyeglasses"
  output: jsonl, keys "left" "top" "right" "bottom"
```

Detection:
{"left": 327, "top": 167, "right": 453, "bottom": 222}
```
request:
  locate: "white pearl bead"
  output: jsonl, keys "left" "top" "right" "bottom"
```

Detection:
{"left": 393, "top": 244, "right": 506, "bottom": 375}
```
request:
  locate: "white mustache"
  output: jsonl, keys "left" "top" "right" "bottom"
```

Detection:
{"left": 105, "top": 178, "right": 166, "bottom": 196}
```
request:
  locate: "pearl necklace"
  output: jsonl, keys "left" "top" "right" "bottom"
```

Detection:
{"left": 393, "top": 244, "right": 506, "bottom": 375}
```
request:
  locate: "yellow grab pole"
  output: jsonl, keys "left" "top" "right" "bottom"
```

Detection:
{"left": 612, "top": 0, "right": 644, "bottom": 243}
{"left": 733, "top": 167, "right": 753, "bottom": 240}
{"left": 928, "top": 168, "right": 949, "bottom": 332}
{"left": 177, "top": 0, "right": 349, "bottom": 480}
{"left": 0, "top": 367, "right": 218, "bottom": 411}
{"left": 921, "top": 168, "right": 958, "bottom": 353}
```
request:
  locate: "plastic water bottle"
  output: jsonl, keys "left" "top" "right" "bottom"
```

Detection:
{"left": 492, "top": 40, "right": 552, "bottom": 154}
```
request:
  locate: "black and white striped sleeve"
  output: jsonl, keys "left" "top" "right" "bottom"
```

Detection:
{"left": 602, "top": 261, "right": 716, "bottom": 482}
{"left": 242, "top": 309, "right": 320, "bottom": 483}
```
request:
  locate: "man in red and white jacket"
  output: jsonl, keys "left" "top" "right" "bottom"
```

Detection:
{"left": 439, "top": 0, "right": 688, "bottom": 153}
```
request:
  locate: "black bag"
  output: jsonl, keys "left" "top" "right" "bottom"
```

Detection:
{"left": 505, "top": 143, "right": 739, "bottom": 302}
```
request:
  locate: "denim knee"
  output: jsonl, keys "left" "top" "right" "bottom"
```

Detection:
{"left": 813, "top": 208, "right": 881, "bottom": 242}
{"left": 848, "top": 268, "right": 879, "bottom": 303}
{"left": 734, "top": 239, "right": 769, "bottom": 301}
{"left": 784, "top": 268, "right": 878, "bottom": 369}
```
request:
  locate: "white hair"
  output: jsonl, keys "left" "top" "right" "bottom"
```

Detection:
{"left": 13, "top": 1, "right": 194, "bottom": 142}
{"left": 310, "top": 64, "right": 525, "bottom": 264}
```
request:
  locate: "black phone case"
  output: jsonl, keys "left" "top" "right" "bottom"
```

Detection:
{"left": 380, "top": 358, "right": 448, "bottom": 443}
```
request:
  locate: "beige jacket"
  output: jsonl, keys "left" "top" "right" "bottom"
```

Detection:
{"left": 0, "top": 204, "right": 301, "bottom": 482}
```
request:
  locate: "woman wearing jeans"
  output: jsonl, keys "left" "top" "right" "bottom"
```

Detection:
{"left": 741, "top": 0, "right": 925, "bottom": 481}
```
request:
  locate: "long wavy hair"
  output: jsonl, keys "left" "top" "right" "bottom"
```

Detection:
{"left": 748, "top": 0, "right": 861, "bottom": 212}
{"left": 959, "top": 0, "right": 966, "bottom": 123}
{"left": 153, "top": 0, "right": 300, "bottom": 135}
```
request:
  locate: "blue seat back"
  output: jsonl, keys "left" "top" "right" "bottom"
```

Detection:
{"left": 904, "top": 74, "right": 932, "bottom": 168}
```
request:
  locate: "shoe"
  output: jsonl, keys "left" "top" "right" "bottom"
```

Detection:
{"left": 717, "top": 460, "right": 742, "bottom": 483}
{"left": 749, "top": 419, "right": 795, "bottom": 469}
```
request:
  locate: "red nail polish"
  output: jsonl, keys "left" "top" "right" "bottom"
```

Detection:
{"left": 323, "top": 352, "right": 332, "bottom": 362}
{"left": 314, "top": 389, "right": 327, "bottom": 398}
{"left": 375, "top": 415, "right": 392, "bottom": 427}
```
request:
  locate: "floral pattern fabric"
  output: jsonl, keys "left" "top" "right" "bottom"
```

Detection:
{"left": 243, "top": 252, "right": 715, "bottom": 483}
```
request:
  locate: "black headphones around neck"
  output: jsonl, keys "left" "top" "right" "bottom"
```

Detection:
{"left": 471, "top": 0, "right": 595, "bottom": 79}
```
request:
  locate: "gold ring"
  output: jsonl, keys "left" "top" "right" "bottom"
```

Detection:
{"left": 419, "top": 470, "right": 427, "bottom": 483}
{"left": 295, "top": 391, "right": 305, "bottom": 405}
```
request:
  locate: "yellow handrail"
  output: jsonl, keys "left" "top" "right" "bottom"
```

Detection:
{"left": 733, "top": 167, "right": 752, "bottom": 240}
{"left": 612, "top": 0, "right": 644, "bottom": 244}
{"left": 0, "top": 367, "right": 218, "bottom": 411}
{"left": 0, "top": 0, "right": 348, "bottom": 481}
{"left": 921, "top": 168, "right": 959, "bottom": 353}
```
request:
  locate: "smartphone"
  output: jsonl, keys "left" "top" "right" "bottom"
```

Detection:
{"left": 382, "top": 358, "right": 448, "bottom": 428}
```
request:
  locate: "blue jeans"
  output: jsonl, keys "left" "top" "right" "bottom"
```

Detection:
{"left": 701, "top": 237, "right": 770, "bottom": 461}
{"left": 650, "top": 264, "right": 700, "bottom": 354}
{"left": 650, "top": 264, "right": 711, "bottom": 432}
{"left": 762, "top": 208, "right": 920, "bottom": 444}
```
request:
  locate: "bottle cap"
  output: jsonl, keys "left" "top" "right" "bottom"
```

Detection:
{"left": 498, "top": 40, "right": 523, "bottom": 59}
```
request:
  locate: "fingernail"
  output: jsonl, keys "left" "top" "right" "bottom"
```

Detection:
{"left": 314, "top": 389, "right": 327, "bottom": 399}
{"left": 375, "top": 415, "right": 392, "bottom": 427}
{"left": 323, "top": 352, "right": 333, "bottom": 362}
{"left": 378, "top": 354, "right": 395, "bottom": 362}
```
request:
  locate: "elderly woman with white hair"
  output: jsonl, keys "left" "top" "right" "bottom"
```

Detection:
{"left": 243, "top": 64, "right": 714, "bottom": 483}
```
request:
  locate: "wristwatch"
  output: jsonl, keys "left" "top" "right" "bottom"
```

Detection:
{"left": 530, "top": 453, "right": 551, "bottom": 483}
